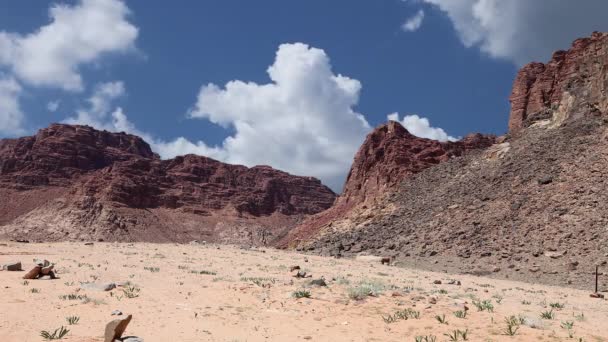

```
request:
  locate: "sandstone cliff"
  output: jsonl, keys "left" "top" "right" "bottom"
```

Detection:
{"left": 0, "top": 124, "right": 336, "bottom": 244}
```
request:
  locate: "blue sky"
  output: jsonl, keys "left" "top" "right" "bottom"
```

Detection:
{"left": 1, "top": 0, "right": 607, "bottom": 191}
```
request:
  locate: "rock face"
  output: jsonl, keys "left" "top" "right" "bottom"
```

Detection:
{"left": 295, "top": 33, "right": 608, "bottom": 289}
{"left": 0, "top": 124, "right": 336, "bottom": 244}
{"left": 509, "top": 31, "right": 608, "bottom": 133}
{"left": 278, "top": 121, "right": 494, "bottom": 247}
{"left": 339, "top": 121, "right": 495, "bottom": 205}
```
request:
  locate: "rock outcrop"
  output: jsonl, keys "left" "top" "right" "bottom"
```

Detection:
{"left": 293, "top": 32, "right": 608, "bottom": 290}
{"left": 339, "top": 121, "right": 495, "bottom": 205}
{"left": 278, "top": 121, "right": 495, "bottom": 247}
{"left": 509, "top": 31, "right": 608, "bottom": 133}
{"left": 0, "top": 124, "right": 336, "bottom": 244}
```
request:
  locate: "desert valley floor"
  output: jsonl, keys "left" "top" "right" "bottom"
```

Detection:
{"left": 1, "top": 242, "right": 607, "bottom": 342}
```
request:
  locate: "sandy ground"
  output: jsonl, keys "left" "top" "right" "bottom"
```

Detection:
{"left": 1, "top": 242, "right": 606, "bottom": 342}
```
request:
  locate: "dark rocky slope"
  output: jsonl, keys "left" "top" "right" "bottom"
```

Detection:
{"left": 291, "top": 32, "right": 608, "bottom": 290}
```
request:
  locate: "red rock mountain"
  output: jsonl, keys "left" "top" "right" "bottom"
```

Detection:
{"left": 278, "top": 121, "right": 495, "bottom": 247}
{"left": 509, "top": 31, "right": 608, "bottom": 133}
{"left": 287, "top": 32, "right": 608, "bottom": 289}
{"left": 0, "top": 124, "right": 336, "bottom": 244}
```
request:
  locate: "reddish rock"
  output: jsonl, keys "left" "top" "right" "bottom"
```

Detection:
{"left": 278, "top": 121, "right": 494, "bottom": 247}
{"left": 0, "top": 124, "right": 336, "bottom": 244}
{"left": 509, "top": 32, "right": 608, "bottom": 133}
{"left": 339, "top": 121, "right": 495, "bottom": 205}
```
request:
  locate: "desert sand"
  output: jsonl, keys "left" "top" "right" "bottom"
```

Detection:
{"left": 1, "top": 241, "right": 606, "bottom": 342}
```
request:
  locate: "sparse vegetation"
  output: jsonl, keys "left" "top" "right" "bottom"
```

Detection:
{"left": 445, "top": 329, "right": 468, "bottom": 341}
{"left": 550, "top": 302, "right": 565, "bottom": 309}
{"left": 59, "top": 294, "right": 88, "bottom": 301}
{"left": 122, "top": 285, "right": 140, "bottom": 299}
{"left": 454, "top": 310, "right": 467, "bottom": 319}
{"left": 382, "top": 308, "right": 420, "bottom": 323}
{"left": 435, "top": 314, "right": 448, "bottom": 324}
{"left": 292, "top": 290, "right": 311, "bottom": 299}
{"left": 415, "top": 336, "right": 437, "bottom": 342}
{"left": 540, "top": 309, "right": 555, "bottom": 320}
{"left": 29, "top": 288, "right": 40, "bottom": 293}
{"left": 144, "top": 266, "right": 160, "bottom": 272}
{"left": 190, "top": 269, "right": 217, "bottom": 275}
{"left": 347, "top": 279, "right": 385, "bottom": 300}
{"left": 472, "top": 299, "right": 494, "bottom": 312}
{"left": 503, "top": 316, "right": 520, "bottom": 336}
{"left": 40, "top": 326, "right": 69, "bottom": 340}
{"left": 65, "top": 316, "right": 80, "bottom": 325}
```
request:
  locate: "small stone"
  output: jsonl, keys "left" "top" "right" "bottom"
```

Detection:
{"left": 112, "top": 310, "right": 123, "bottom": 316}
{"left": 433, "top": 280, "right": 442, "bottom": 285}
{"left": 289, "top": 265, "right": 301, "bottom": 272}
{"left": 590, "top": 293, "right": 605, "bottom": 299}
{"left": 104, "top": 314, "right": 132, "bottom": 342}
{"left": 2, "top": 262, "right": 22, "bottom": 271}
{"left": 84, "top": 242, "right": 94, "bottom": 246}
{"left": 538, "top": 176, "right": 553, "bottom": 185}
{"left": 121, "top": 338, "right": 144, "bottom": 342}
{"left": 492, "top": 267, "right": 501, "bottom": 273}
{"left": 428, "top": 297, "right": 437, "bottom": 304}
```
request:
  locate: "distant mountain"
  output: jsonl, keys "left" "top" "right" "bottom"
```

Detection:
{"left": 0, "top": 124, "right": 336, "bottom": 244}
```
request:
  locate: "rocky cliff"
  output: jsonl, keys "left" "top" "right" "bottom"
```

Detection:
{"left": 0, "top": 124, "right": 336, "bottom": 244}
{"left": 509, "top": 31, "right": 608, "bottom": 133}
{"left": 288, "top": 32, "right": 608, "bottom": 290}
{"left": 278, "top": 121, "right": 495, "bottom": 247}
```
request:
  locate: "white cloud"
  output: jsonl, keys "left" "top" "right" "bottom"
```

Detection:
{"left": 387, "top": 112, "right": 456, "bottom": 142}
{"left": 0, "top": 76, "right": 25, "bottom": 136}
{"left": 417, "top": 0, "right": 608, "bottom": 65}
{"left": 402, "top": 10, "right": 425, "bottom": 32}
{"left": 186, "top": 43, "right": 371, "bottom": 191}
{"left": 0, "top": 0, "right": 138, "bottom": 91}
{"left": 47, "top": 100, "right": 60, "bottom": 112}
{"left": 64, "top": 81, "right": 126, "bottom": 129}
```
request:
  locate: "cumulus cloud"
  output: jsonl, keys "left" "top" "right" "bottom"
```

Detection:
{"left": 402, "top": 10, "right": 425, "bottom": 32}
{"left": 64, "top": 81, "right": 127, "bottom": 129}
{"left": 0, "top": 0, "right": 138, "bottom": 91}
{"left": 0, "top": 76, "right": 25, "bottom": 136}
{"left": 417, "top": 0, "right": 608, "bottom": 65}
{"left": 388, "top": 112, "right": 456, "bottom": 142}
{"left": 187, "top": 43, "right": 372, "bottom": 191}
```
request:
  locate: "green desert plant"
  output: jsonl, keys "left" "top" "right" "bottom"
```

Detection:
{"left": 550, "top": 302, "right": 565, "bottom": 309}
{"left": 65, "top": 316, "right": 80, "bottom": 325}
{"left": 435, "top": 314, "right": 448, "bottom": 324}
{"left": 503, "top": 316, "right": 520, "bottom": 336}
{"left": 540, "top": 309, "right": 555, "bottom": 320}
{"left": 347, "top": 279, "right": 385, "bottom": 300}
{"left": 473, "top": 299, "right": 494, "bottom": 312}
{"left": 122, "top": 285, "right": 140, "bottom": 299}
{"left": 454, "top": 310, "right": 467, "bottom": 319}
{"left": 444, "top": 329, "right": 468, "bottom": 341}
{"left": 292, "top": 290, "right": 311, "bottom": 299}
{"left": 414, "top": 336, "right": 437, "bottom": 342}
{"left": 40, "top": 326, "right": 69, "bottom": 340}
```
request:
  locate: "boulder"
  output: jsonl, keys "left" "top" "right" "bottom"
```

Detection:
{"left": 104, "top": 314, "right": 132, "bottom": 342}
{"left": 2, "top": 261, "right": 22, "bottom": 271}
{"left": 22, "top": 266, "right": 42, "bottom": 279}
